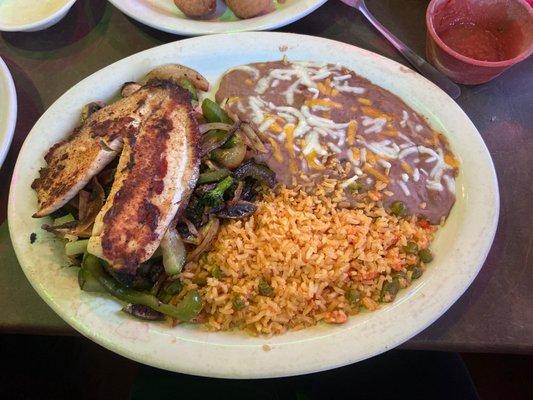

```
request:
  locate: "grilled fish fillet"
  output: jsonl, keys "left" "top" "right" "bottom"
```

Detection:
{"left": 32, "top": 87, "right": 163, "bottom": 218}
{"left": 87, "top": 84, "right": 200, "bottom": 276}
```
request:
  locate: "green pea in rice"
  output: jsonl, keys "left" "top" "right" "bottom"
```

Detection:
{"left": 180, "top": 179, "right": 435, "bottom": 335}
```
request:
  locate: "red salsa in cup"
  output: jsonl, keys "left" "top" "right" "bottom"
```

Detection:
{"left": 439, "top": 22, "right": 507, "bottom": 62}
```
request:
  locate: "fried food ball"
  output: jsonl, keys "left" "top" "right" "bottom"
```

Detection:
{"left": 174, "top": 0, "right": 216, "bottom": 18}
{"left": 225, "top": 0, "right": 274, "bottom": 19}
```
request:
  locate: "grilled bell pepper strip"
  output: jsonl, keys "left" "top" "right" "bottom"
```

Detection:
{"left": 83, "top": 254, "right": 202, "bottom": 321}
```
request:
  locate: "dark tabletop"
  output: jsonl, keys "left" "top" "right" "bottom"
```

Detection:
{"left": 0, "top": 0, "right": 532, "bottom": 353}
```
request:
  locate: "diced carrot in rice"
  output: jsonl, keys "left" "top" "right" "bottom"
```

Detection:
{"left": 181, "top": 179, "right": 434, "bottom": 335}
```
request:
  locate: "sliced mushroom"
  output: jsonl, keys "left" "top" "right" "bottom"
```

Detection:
{"left": 141, "top": 64, "right": 209, "bottom": 92}
{"left": 234, "top": 160, "right": 276, "bottom": 188}
{"left": 122, "top": 304, "right": 164, "bottom": 321}
{"left": 80, "top": 101, "right": 105, "bottom": 124}
{"left": 216, "top": 201, "right": 257, "bottom": 219}
{"left": 132, "top": 262, "right": 165, "bottom": 291}
{"left": 121, "top": 82, "right": 142, "bottom": 98}
{"left": 241, "top": 178, "right": 258, "bottom": 202}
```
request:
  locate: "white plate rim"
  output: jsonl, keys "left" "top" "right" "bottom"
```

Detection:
{"left": 0, "top": 57, "right": 17, "bottom": 169}
{"left": 0, "top": 0, "right": 77, "bottom": 32}
{"left": 107, "top": 0, "right": 328, "bottom": 36}
{"left": 8, "top": 32, "right": 499, "bottom": 379}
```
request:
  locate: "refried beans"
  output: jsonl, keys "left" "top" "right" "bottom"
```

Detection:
{"left": 216, "top": 60, "right": 459, "bottom": 223}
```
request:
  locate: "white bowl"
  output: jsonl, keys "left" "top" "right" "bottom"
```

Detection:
{"left": 0, "top": 0, "right": 77, "bottom": 32}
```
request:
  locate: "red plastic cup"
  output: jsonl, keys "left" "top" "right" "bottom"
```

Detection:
{"left": 426, "top": 0, "right": 533, "bottom": 84}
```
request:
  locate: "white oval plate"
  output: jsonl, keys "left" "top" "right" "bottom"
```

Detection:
{"left": 9, "top": 33, "right": 499, "bottom": 379}
{"left": 0, "top": 57, "right": 17, "bottom": 169}
{"left": 107, "top": 0, "right": 327, "bottom": 35}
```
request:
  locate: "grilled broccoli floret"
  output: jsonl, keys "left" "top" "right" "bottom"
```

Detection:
{"left": 200, "top": 176, "right": 234, "bottom": 207}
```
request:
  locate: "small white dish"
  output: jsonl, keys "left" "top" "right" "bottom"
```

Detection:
{"left": 0, "top": 57, "right": 17, "bottom": 169}
{"left": 9, "top": 32, "right": 499, "bottom": 378}
{"left": 0, "top": 0, "right": 77, "bottom": 32}
{"left": 107, "top": 0, "right": 327, "bottom": 36}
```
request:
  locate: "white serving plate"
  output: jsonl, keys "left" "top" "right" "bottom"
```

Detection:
{"left": 107, "top": 0, "right": 327, "bottom": 35}
{"left": 0, "top": 57, "right": 17, "bottom": 169}
{"left": 0, "top": 0, "right": 76, "bottom": 32}
{"left": 8, "top": 32, "right": 499, "bottom": 379}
